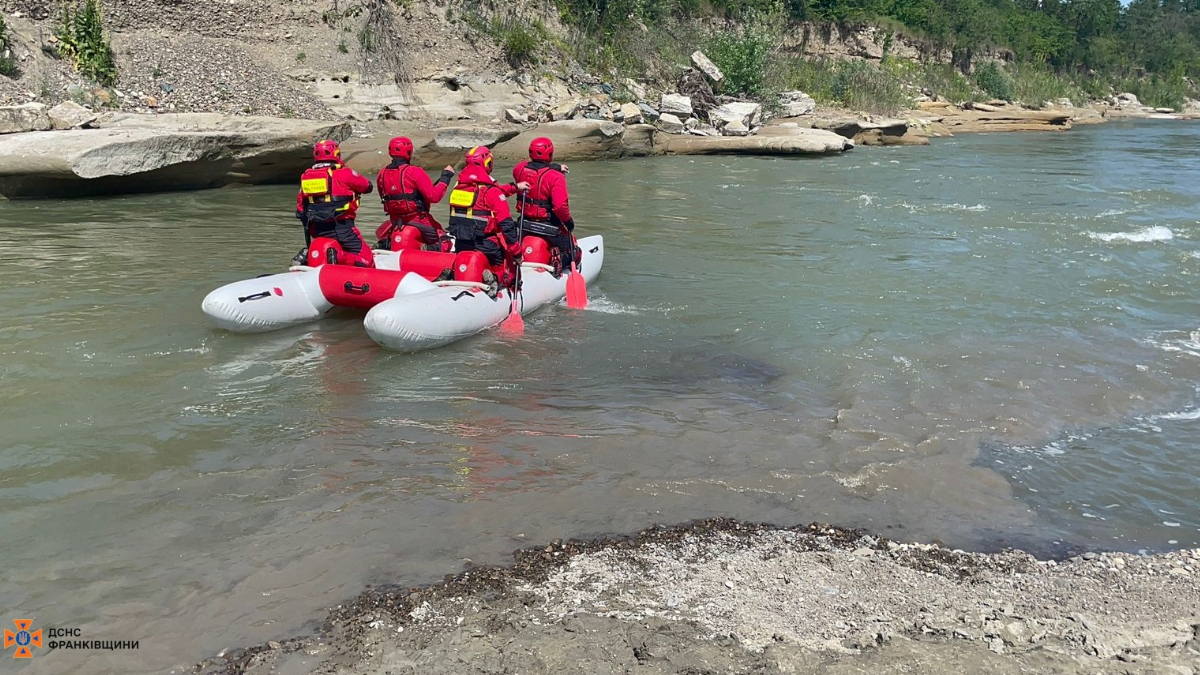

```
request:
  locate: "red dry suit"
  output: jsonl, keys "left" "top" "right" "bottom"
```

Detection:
{"left": 512, "top": 160, "right": 578, "bottom": 268}
{"left": 376, "top": 160, "right": 455, "bottom": 251}
{"left": 295, "top": 161, "right": 374, "bottom": 263}
{"left": 447, "top": 165, "right": 521, "bottom": 276}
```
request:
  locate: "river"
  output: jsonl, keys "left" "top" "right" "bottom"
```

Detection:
{"left": 1, "top": 120, "right": 1199, "bottom": 673}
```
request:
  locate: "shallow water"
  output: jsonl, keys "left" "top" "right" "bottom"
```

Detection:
{"left": 2, "top": 120, "right": 1199, "bottom": 673}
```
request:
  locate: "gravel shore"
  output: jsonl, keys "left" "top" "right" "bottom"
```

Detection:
{"left": 197, "top": 518, "right": 1200, "bottom": 675}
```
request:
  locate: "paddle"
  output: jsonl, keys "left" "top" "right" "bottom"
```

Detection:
{"left": 498, "top": 191, "right": 526, "bottom": 335}
{"left": 565, "top": 233, "right": 588, "bottom": 309}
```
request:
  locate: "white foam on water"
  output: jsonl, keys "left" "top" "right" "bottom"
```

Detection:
{"left": 855, "top": 194, "right": 875, "bottom": 206}
{"left": 896, "top": 201, "right": 988, "bottom": 213}
{"left": 1088, "top": 225, "right": 1174, "bottom": 243}
{"left": 579, "top": 296, "right": 645, "bottom": 315}
{"left": 1096, "top": 208, "right": 1134, "bottom": 218}
{"left": 1150, "top": 408, "right": 1200, "bottom": 422}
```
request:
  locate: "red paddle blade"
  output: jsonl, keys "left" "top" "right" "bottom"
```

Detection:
{"left": 566, "top": 262, "right": 588, "bottom": 309}
{"left": 499, "top": 294, "right": 524, "bottom": 335}
{"left": 374, "top": 221, "right": 392, "bottom": 240}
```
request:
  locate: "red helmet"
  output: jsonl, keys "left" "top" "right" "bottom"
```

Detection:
{"left": 388, "top": 136, "right": 414, "bottom": 160}
{"left": 464, "top": 145, "right": 493, "bottom": 172}
{"left": 529, "top": 137, "right": 554, "bottom": 162}
{"left": 313, "top": 139, "right": 341, "bottom": 162}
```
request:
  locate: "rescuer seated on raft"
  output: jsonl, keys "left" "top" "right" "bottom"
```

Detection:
{"left": 293, "top": 140, "right": 375, "bottom": 268}
{"left": 512, "top": 136, "right": 581, "bottom": 274}
{"left": 374, "top": 136, "right": 455, "bottom": 253}
{"left": 443, "top": 146, "right": 530, "bottom": 295}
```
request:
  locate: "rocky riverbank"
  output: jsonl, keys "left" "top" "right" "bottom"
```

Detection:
{"left": 5, "top": 0, "right": 1200, "bottom": 199}
{"left": 3, "top": 93, "right": 1189, "bottom": 200}
{"left": 194, "top": 518, "right": 1200, "bottom": 675}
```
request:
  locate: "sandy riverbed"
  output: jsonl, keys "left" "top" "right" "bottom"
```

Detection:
{"left": 195, "top": 519, "right": 1200, "bottom": 675}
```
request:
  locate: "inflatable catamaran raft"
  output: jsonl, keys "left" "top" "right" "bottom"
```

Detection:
{"left": 201, "top": 235, "right": 604, "bottom": 350}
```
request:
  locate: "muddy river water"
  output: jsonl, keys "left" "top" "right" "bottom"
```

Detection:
{"left": 1, "top": 120, "right": 1199, "bottom": 673}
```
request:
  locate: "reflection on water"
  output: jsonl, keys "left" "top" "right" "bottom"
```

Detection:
{"left": 1, "top": 121, "right": 1200, "bottom": 674}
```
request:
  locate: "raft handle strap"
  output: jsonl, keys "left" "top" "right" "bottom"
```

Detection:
{"left": 344, "top": 281, "right": 371, "bottom": 294}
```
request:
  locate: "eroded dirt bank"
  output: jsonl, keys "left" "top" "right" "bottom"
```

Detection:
{"left": 196, "top": 519, "right": 1200, "bottom": 675}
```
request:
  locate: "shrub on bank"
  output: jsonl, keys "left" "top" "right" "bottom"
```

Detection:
{"left": 973, "top": 61, "right": 1013, "bottom": 102}
{"left": 55, "top": 0, "right": 117, "bottom": 86}
{"left": 0, "top": 15, "right": 18, "bottom": 77}
{"left": 1116, "top": 71, "right": 1192, "bottom": 111}
{"left": 704, "top": 25, "right": 775, "bottom": 97}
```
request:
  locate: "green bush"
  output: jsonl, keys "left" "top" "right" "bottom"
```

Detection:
{"left": 499, "top": 20, "right": 540, "bottom": 65}
{"left": 1116, "top": 72, "right": 1190, "bottom": 111}
{"left": 973, "top": 61, "right": 1013, "bottom": 101}
{"left": 55, "top": 0, "right": 118, "bottom": 86}
{"left": 0, "top": 14, "right": 18, "bottom": 77}
{"left": 704, "top": 25, "right": 775, "bottom": 97}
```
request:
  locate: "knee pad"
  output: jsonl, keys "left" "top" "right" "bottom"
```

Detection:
{"left": 308, "top": 237, "right": 341, "bottom": 267}
{"left": 393, "top": 225, "right": 427, "bottom": 251}
{"left": 451, "top": 250, "right": 490, "bottom": 283}
{"left": 520, "top": 235, "right": 552, "bottom": 265}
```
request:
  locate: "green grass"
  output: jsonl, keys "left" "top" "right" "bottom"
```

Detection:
{"left": 1007, "top": 63, "right": 1086, "bottom": 108}
{"left": 773, "top": 57, "right": 913, "bottom": 116}
{"left": 1115, "top": 72, "right": 1191, "bottom": 111}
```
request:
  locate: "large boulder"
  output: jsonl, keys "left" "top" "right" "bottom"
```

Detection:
{"left": 48, "top": 101, "right": 99, "bottom": 130}
{"left": 778, "top": 91, "right": 816, "bottom": 117}
{"left": 722, "top": 120, "right": 750, "bottom": 136}
{"left": 709, "top": 101, "right": 761, "bottom": 128}
{"left": 0, "top": 104, "right": 52, "bottom": 135}
{"left": 1115, "top": 92, "right": 1140, "bottom": 108}
{"left": 690, "top": 51, "right": 725, "bottom": 90}
{"left": 0, "top": 113, "right": 350, "bottom": 199}
{"left": 619, "top": 102, "right": 643, "bottom": 125}
{"left": 657, "top": 113, "right": 686, "bottom": 134}
{"left": 659, "top": 126, "right": 852, "bottom": 155}
{"left": 493, "top": 120, "right": 634, "bottom": 160}
{"left": 550, "top": 100, "right": 582, "bottom": 121}
{"left": 660, "top": 94, "right": 693, "bottom": 117}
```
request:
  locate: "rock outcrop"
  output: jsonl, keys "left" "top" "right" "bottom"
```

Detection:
{"left": 813, "top": 117, "right": 930, "bottom": 146}
{"left": 911, "top": 101, "right": 1072, "bottom": 132}
{"left": 0, "top": 103, "right": 51, "bottom": 135}
{"left": 494, "top": 120, "right": 642, "bottom": 161}
{"left": 659, "top": 126, "right": 852, "bottom": 155}
{"left": 0, "top": 113, "right": 350, "bottom": 199}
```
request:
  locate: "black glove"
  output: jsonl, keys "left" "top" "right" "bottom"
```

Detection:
{"left": 437, "top": 169, "right": 455, "bottom": 184}
{"left": 564, "top": 218, "right": 575, "bottom": 232}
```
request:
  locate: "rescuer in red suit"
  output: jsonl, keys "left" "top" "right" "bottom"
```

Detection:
{"left": 512, "top": 136, "right": 579, "bottom": 270}
{"left": 375, "top": 136, "right": 456, "bottom": 252}
{"left": 445, "top": 146, "right": 529, "bottom": 288}
{"left": 294, "top": 139, "right": 375, "bottom": 267}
